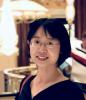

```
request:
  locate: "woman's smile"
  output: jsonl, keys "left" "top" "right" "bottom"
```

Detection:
{"left": 36, "top": 55, "right": 48, "bottom": 61}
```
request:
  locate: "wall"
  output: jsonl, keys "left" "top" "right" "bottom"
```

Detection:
{"left": 0, "top": 54, "right": 18, "bottom": 93}
{"left": 0, "top": 0, "right": 3, "bottom": 7}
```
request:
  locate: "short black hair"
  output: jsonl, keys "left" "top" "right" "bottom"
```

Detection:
{"left": 27, "top": 18, "right": 71, "bottom": 66}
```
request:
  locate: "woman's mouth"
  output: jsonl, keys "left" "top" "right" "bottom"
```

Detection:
{"left": 36, "top": 56, "right": 48, "bottom": 61}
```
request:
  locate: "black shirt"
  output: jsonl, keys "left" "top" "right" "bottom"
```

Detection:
{"left": 15, "top": 76, "right": 85, "bottom": 100}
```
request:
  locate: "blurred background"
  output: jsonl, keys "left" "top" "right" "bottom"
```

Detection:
{"left": 0, "top": 0, "right": 86, "bottom": 100}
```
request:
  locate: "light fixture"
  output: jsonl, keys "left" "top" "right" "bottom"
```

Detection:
{"left": 0, "top": 0, "right": 18, "bottom": 56}
{"left": 10, "top": 0, "right": 48, "bottom": 21}
{"left": 65, "top": 0, "right": 75, "bottom": 37}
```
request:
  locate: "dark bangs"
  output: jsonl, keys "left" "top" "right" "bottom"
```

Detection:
{"left": 27, "top": 18, "right": 48, "bottom": 42}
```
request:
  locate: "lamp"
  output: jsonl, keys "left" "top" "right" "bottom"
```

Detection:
{"left": 65, "top": 0, "right": 75, "bottom": 38}
{"left": 10, "top": 0, "right": 48, "bottom": 22}
{"left": 0, "top": 0, "right": 18, "bottom": 56}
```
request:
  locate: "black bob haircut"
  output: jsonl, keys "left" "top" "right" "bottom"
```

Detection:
{"left": 27, "top": 18, "right": 71, "bottom": 66}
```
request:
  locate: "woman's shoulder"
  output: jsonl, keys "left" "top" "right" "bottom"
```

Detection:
{"left": 54, "top": 80, "right": 85, "bottom": 99}
{"left": 59, "top": 79, "right": 82, "bottom": 91}
{"left": 19, "top": 75, "right": 35, "bottom": 93}
{"left": 53, "top": 79, "right": 83, "bottom": 95}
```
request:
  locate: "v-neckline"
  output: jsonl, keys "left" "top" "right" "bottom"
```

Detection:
{"left": 29, "top": 76, "right": 69, "bottom": 99}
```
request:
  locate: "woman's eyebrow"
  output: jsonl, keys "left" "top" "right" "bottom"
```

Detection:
{"left": 33, "top": 35, "right": 58, "bottom": 41}
{"left": 33, "top": 36, "right": 40, "bottom": 38}
{"left": 33, "top": 36, "right": 53, "bottom": 40}
{"left": 48, "top": 38, "right": 57, "bottom": 40}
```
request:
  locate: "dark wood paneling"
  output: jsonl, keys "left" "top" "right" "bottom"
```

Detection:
{"left": 75, "top": 0, "right": 86, "bottom": 39}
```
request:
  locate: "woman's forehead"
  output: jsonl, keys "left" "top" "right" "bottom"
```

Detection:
{"left": 34, "top": 27, "right": 52, "bottom": 38}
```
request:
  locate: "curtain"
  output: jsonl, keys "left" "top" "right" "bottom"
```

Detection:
{"left": 75, "top": 0, "right": 86, "bottom": 39}
{"left": 16, "top": 21, "right": 29, "bottom": 66}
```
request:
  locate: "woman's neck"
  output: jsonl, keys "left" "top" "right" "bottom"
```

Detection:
{"left": 34, "top": 66, "right": 65, "bottom": 84}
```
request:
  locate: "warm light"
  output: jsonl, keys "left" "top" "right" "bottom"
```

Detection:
{"left": 65, "top": 5, "right": 75, "bottom": 24}
{"left": 66, "top": 0, "right": 74, "bottom": 5}
{"left": 65, "top": 0, "right": 75, "bottom": 24}
{"left": 11, "top": 0, "right": 48, "bottom": 11}
{"left": 10, "top": 0, "right": 48, "bottom": 20}
{"left": 65, "top": 0, "right": 75, "bottom": 38}
{"left": 0, "top": 0, "right": 18, "bottom": 56}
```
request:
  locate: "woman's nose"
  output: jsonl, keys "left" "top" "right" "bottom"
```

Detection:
{"left": 39, "top": 42, "right": 47, "bottom": 51}
{"left": 40, "top": 42, "right": 46, "bottom": 47}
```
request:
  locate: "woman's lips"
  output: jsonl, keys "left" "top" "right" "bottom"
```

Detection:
{"left": 36, "top": 56, "right": 48, "bottom": 61}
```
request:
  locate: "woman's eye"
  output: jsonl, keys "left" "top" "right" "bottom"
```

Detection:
{"left": 48, "top": 42, "right": 53, "bottom": 45}
{"left": 35, "top": 40, "right": 40, "bottom": 44}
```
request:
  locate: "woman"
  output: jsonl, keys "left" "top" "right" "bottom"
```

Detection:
{"left": 16, "top": 18, "right": 85, "bottom": 100}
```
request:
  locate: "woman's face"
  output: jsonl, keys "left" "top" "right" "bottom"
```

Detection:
{"left": 30, "top": 27, "right": 60, "bottom": 68}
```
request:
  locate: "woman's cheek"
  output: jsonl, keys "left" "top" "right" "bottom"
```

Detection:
{"left": 30, "top": 47, "right": 37, "bottom": 61}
